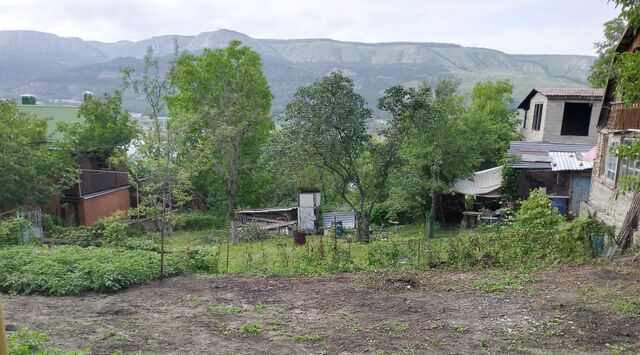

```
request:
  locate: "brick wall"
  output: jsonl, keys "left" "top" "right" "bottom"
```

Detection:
{"left": 78, "top": 188, "right": 130, "bottom": 225}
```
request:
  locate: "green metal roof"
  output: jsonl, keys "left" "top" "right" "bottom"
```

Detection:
{"left": 17, "top": 104, "right": 83, "bottom": 142}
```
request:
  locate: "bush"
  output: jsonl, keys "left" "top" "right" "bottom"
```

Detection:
{"left": 8, "top": 327, "right": 90, "bottom": 354}
{"left": 0, "top": 218, "right": 31, "bottom": 247}
{"left": 366, "top": 242, "right": 405, "bottom": 268}
{"left": 171, "top": 213, "right": 223, "bottom": 231}
{"left": 0, "top": 245, "right": 194, "bottom": 295}
{"left": 179, "top": 246, "right": 221, "bottom": 274}
{"left": 238, "top": 222, "right": 270, "bottom": 242}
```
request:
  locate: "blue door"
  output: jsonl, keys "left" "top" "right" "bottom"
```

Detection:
{"left": 570, "top": 175, "right": 591, "bottom": 216}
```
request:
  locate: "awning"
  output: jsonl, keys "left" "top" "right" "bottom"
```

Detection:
{"left": 452, "top": 166, "right": 503, "bottom": 197}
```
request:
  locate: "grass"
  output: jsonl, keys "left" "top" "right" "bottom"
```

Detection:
{"left": 242, "top": 322, "right": 263, "bottom": 335}
{"left": 293, "top": 333, "right": 327, "bottom": 342}
{"left": 164, "top": 224, "right": 456, "bottom": 275}
{"left": 471, "top": 272, "right": 535, "bottom": 294}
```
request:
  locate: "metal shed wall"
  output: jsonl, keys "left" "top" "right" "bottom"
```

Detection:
{"left": 322, "top": 211, "right": 356, "bottom": 229}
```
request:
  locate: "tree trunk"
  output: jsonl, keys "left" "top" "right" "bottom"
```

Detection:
{"left": 426, "top": 194, "right": 437, "bottom": 239}
{"left": 615, "top": 191, "right": 640, "bottom": 251}
{"left": 228, "top": 142, "right": 240, "bottom": 245}
{"left": 356, "top": 211, "right": 371, "bottom": 243}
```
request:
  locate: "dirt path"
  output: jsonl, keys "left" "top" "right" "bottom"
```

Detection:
{"left": 3, "top": 262, "right": 640, "bottom": 354}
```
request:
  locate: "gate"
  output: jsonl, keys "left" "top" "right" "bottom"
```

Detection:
{"left": 15, "top": 208, "right": 43, "bottom": 243}
{"left": 570, "top": 175, "right": 591, "bottom": 216}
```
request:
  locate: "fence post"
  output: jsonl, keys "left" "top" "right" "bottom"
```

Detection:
{"left": 0, "top": 303, "right": 8, "bottom": 355}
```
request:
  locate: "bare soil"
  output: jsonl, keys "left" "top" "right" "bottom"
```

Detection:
{"left": 3, "top": 261, "right": 640, "bottom": 354}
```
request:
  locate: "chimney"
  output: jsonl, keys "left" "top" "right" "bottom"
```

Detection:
{"left": 20, "top": 94, "right": 36, "bottom": 105}
{"left": 83, "top": 91, "right": 94, "bottom": 102}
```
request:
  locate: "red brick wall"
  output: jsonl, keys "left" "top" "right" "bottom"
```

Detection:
{"left": 78, "top": 188, "right": 130, "bottom": 225}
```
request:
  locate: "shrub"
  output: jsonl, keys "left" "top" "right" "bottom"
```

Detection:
{"left": 366, "top": 242, "right": 405, "bottom": 268}
{"left": 0, "top": 218, "right": 31, "bottom": 247}
{"left": 0, "top": 245, "right": 193, "bottom": 295}
{"left": 238, "top": 222, "right": 270, "bottom": 242}
{"left": 8, "top": 327, "right": 90, "bottom": 355}
{"left": 179, "top": 246, "right": 221, "bottom": 274}
{"left": 171, "top": 213, "right": 223, "bottom": 231}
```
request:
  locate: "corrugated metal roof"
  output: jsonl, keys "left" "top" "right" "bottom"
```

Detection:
{"left": 238, "top": 207, "right": 297, "bottom": 214}
{"left": 18, "top": 104, "right": 82, "bottom": 142}
{"left": 549, "top": 151, "right": 594, "bottom": 171}
{"left": 452, "top": 166, "right": 503, "bottom": 197}
{"left": 507, "top": 141, "right": 595, "bottom": 170}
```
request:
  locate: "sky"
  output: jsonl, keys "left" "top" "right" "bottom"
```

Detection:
{"left": 0, "top": 0, "right": 621, "bottom": 55}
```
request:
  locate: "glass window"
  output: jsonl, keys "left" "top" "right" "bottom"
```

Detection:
{"left": 605, "top": 135, "right": 620, "bottom": 183}
{"left": 619, "top": 137, "right": 640, "bottom": 178}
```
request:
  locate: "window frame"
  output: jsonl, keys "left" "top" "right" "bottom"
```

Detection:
{"left": 532, "top": 103, "right": 543, "bottom": 131}
{"left": 604, "top": 134, "right": 621, "bottom": 185}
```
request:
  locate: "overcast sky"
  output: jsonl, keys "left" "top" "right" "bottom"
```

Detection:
{"left": 0, "top": 0, "right": 620, "bottom": 55}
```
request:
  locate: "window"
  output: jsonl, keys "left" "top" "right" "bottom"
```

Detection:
{"left": 605, "top": 136, "right": 620, "bottom": 183}
{"left": 561, "top": 102, "right": 592, "bottom": 136}
{"left": 619, "top": 137, "right": 640, "bottom": 179}
{"left": 522, "top": 109, "right": 528, "bottom": 129}
{"left": 532, "top": 103, "right": 543, "bottom": 131}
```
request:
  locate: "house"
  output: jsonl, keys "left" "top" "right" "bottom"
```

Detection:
{"left": 18, "top": 95, "right": 130, "bottom": 225}
{"left": 582, "top": 27, "right": 640, "bottom": 238}
{"left": 507, "top": 141, "right": 594, "bottom": 215}
{"left": 518, "top": 88, "right": 604, "bottom": 144}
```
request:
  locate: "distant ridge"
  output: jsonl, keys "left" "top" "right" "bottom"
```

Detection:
{"left": 0, "top": 29, "right": 595, "bottom": 115}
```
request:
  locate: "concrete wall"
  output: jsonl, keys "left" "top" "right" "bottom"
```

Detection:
{"left": 542, "top": 99, "right": 600, "bottom": 144}
{"left": 583, "top": 131, "right": 634, "bottom": 233}
{"left": 521, "top": 93, "right": 600, "bottom": 144}
{"left": 521, "top": 93, "right": 547, "bottom": 141}
{"left": 78, "top": 187, "right": 130, "bottom": 225}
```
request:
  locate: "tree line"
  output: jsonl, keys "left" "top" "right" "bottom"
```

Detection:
{"left": 0, "top": 40, "right": 520, "bottom": 244}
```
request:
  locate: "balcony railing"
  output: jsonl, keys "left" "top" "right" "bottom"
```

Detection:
{"left": 611, "top": 102, "right": 640, "bottom": 130}
{"left": 65, "top": 170, "right": 129, "bottom": 198}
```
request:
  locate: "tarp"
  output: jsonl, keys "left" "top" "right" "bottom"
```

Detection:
{"left": 452, "top": 166, "right": 503, "bottom": 197}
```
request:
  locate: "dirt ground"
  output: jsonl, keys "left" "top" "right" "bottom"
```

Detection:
{"left": 3, "top": 261, "right": 640, "bottom": 354}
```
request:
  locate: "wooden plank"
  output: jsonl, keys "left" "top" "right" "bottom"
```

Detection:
{"left": 246, "top": 215, "right": 289, "bottom": 223}
{"left": 258, "top": 221, "right": 297, "bottom": 230}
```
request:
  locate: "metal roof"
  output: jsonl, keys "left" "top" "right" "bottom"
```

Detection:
{"left": 549, "top": 151, "right": 594, "bottom": 172}
{"left": 507, "top": 141, "right": 595, "bottom": 170}
{"left": 518, "top": 88, "right": 604, "bottom": 110}
{"left": 238, "top": 207, "right": 297, "bottom": 214}
{"left": 17, "top": 104, "right": 82, "bottom": 142}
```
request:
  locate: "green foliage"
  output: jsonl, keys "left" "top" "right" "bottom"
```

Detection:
{"left": 500, "top": 157, "right": 519, "bottom": 206}
{"left": 589, "top": 16, "right": 626, "bottom": 88}
{"left": 170, "top": 213, "right": 223, "bottom": 231}
{"left": 0, "top": 101, "right": 75, "bottom": 210}
{"left": 366, "top": 242, "right": 405, "bottom": 268}
{"left": 242, "top": 322, "right": 263, "bottom": 335}
{"left": 471, "top": 272, "right": 534, "bottom": 293}
{"left": 238, "top": 222, "right": 270, "bottom": 242}
{"left": 0, "top": 218, "right": 31, "bottom": 247}
{"left": 612, "top": 297, "right": 640, "bottom": 315}
{"left": 181, "top": 246, "right": 220, "bottom": 274}
{"left": 8, "top": 327, "right": 90, "bottom": 355}
{"left": 615, "top": 52, "right": 640, "bottom": 106}
{"left": 0, "top": 245, "right": 198, "bottom": 295}
{"left": 611, "top": 0, "right": 640, "bottom": 28}
{"left": 58, "top": 91, "right": 138, "bottom": 153}
{"left": 169, "top": 40, "right": 273, "bottom": 244}
{"left": 293, "top": 333, "right": 327, "bottom": 342}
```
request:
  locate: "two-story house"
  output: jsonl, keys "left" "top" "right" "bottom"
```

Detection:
{"left": 583, "top": 27, "right": 640, "bottom": 247}
{"left": 18, "top": 94, "right": 131, "bottom": 225}
{"left": 518, "top": 88, "right": 604, "bottom": 144}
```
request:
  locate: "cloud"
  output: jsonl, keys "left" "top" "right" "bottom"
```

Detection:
{"left": 0, "top": 0, "right": 620, "bottom": 55}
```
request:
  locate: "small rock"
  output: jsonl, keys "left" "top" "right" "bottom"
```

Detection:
{"left": 5, "top": 323, "right": 18, "bottom": 331}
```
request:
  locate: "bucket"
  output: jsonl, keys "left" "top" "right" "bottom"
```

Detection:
{"left": 293, "top": 231, "right": 307, "bottom": 245}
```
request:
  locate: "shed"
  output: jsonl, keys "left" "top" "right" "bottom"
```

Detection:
{"left": 322, "top": 211, "right": 357, "bottom": 229}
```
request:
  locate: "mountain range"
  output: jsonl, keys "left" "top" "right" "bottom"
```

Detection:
{"left": 0, "top": 29, "right": 596, "bottom": 116}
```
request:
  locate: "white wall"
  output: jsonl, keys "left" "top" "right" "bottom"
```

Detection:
{"left": 521, "top": 93, "right": 547, "bottom": 141}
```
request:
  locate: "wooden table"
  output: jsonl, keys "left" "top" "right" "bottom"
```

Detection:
{"left": 461, "top": 211, "right": 481, "bottom": 229}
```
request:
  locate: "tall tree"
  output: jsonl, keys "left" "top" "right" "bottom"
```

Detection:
{"left": 121, "top": 45, "right": 191, "bottom": 278}
{"left": 466, "top": 80, "right": 520, "bottom": 168}
{"left": 277, "top": 71, "right": 403, "bottom": 242}
{"left": 0, "top": 101, "right": 75, "bottom": 210}
{"left": 589, "top": 16, "right": 626, "bottom": 88}
{"left": 168, "top": 40, "right": 273, "bottom": 245}
{"left": 58, "top": 91, "right": 139, "bottom": 156}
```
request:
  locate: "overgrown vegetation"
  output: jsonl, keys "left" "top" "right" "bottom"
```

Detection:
{"left": 8, "top": 327, "right": 89, "bottom": 355}
{"left": 0, "top": 245, "right": 219, "bottom": 295}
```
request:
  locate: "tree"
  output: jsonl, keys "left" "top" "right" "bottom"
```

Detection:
{"left": 386, "top": 80, "right": 485, "bottom": 237}
{"left": 589, "top": 16, "right": 626, "bottom": 88}
{"left": 277, "top": 71, "right": 403, "bottom": 242}
{"left": 58, "top": 91, "right": 139, "bottom": 156}
{"left": 168, "top": 40, "right": 273, "bottom": 245}
{"left": 466, "top": 80, "right": 520, "bottom": 169}
{"left": 610, "top": 0, "right": 640, "bottom": 27}
{"left": 121, "top": 45, "right": 191, "bottom": 278}
{"left": 0, "top": 101, "right": 75, "bottom": 210}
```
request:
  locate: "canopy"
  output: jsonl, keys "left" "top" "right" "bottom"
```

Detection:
{"left": 452, "top": 166, "right": 503, "bottom": 197}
